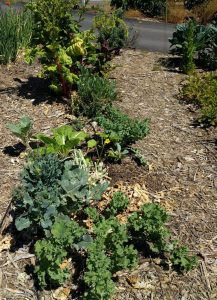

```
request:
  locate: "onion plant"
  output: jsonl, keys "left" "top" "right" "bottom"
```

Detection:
{"left": 0, "top": 8, "right": 32, "bottom": 64}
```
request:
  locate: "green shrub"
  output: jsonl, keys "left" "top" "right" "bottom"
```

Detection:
{"left": 198, "top": 23, "right": 217, "bottom": 70}
{"left": 13, "top": 153, "right": 108, "bottom": 234}
{"left": 111, "top": 0, "right": 166, "bottom": 17}
{"left": 106, "top": 191, "right": 129, "bottom": 216}
{"left": 93, "top": 9, "right": 128, "bottom": 61}
{"left": 182, "top": 72, "right": 217, "bottom": 125}
{"left": 180, "top": 19, "right": 197, "bottom": 74}
{"left": 169, "top": 19, "right": 208, "bottom": 73}
{"left": 184, "top": 0, "right": 208, "bottom": 10}
{"left": 74, "top": 68, "right": 117, "bottom": 118}
{"left": 96, "top": 106, "right": 149, "bottom": 147}
{"left": 0, "top": 8, "right": 32, "bottom": 64}
{"left": 170, "top": 19, "right": 217, "bottom": 72}
{"left": 13, "top": 154, "right": 64, "bottom": 233}
{"left": 35, "top": 214, "right": 86, "bottom": 287}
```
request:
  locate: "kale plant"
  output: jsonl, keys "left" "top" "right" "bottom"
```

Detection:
{"left": 13, "top": 154, "right": 64, "bottom": 233}
{"left": 96, "top": 106, "right": 149, "bottom": 147}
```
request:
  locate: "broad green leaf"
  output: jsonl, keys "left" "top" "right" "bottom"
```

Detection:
{"left": 36, "top": 134, "right": 55, "bottom": 145}
{"left": 15, "top": 216, "right": 31, "bottom": 231}
{"left": 69, "top": 131, "right": 88, "bottom": 142}
{"left": 87, "top": 139, "right": 97, "bottom": 148}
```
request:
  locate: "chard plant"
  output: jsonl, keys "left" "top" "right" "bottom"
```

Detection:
{"left": 93, "top": 9, "right": 129, "bottom": 62}
{"left": 35, "top": 124, "right": 88, "bottom": 156}
{"left": 26, "top": 0, "right": 99, "bottom": 98}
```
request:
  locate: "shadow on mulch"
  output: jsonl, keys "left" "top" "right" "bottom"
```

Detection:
{"left": 15, "top": 76, "right": 66, "bottom": 105}
{"left": 157, "top": 56, "right": 182, "bottom": 72}
{"left": 3, "top": 142, "right": 26, "bottom": 157}
{"left": 0, "top": 76, "right": 66, "bottom": 105}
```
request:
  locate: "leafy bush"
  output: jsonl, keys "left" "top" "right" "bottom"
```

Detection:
{"left": 26, "top": 0, "right": 128, "bottom": 98}
{"left": 0, "top": 8, "right": 32, "bottom": 64}
{"left": 111, "top": 0, "right": 166, "bottom": 17}
{"left": 181, "top": 72, "right": 217, "bottom": 125}
{"left": 13, "top": 153, "right": 108, "bottom": 234}
{"left": 93, "top": 9, "right": 128, "bottom": 61}
{"left": 169, "top": 19, "right": 207, "bottom": 73}
{"left": 60, "top": 160, "right": 109, "bottom": 212}
{"left": 170, "top": 19, "right": 207, "bottom": 56}
{"left": 35, "top": 214, "right": 86, "bottom": 287}
{"left": 73, "top": 68, "right": 117, "bottom": 118}
{"left": 170, "top": 19, "right": 217, "bottom": 72}
{"left": 96, "top": 106, "right": 149, "bottom": 147}
{"left": 105, "top": 191, "right": 129, "bottom": 216}
{"left": 180, "top": 19, "right": 197, "bottom": 74}
{"left": 184, "top": 0, "right": 208, "bottom": 10}
{"left": 128, "top": 203, "right": 170, "bottom": 253}
{"left": 128, "top": 203, "right": 198, "bottom": 270}
{"left": 198, "top": 22, "right": 217, "bottom": 70}
{"left": 13, "top": 154, "right": 64, "bottom": 233}
{"left": 171, "top": 245, "right": 198, "bottom": 272}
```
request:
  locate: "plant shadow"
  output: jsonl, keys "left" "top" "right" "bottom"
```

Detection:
{"left": 15, "top": 76, "right": 66, "bottom": 105}
{"left": 3, "top": 142, "right": 26, "bottom": 157}
{"left": 157, "top": 56, "right": 182, "bottom": 73}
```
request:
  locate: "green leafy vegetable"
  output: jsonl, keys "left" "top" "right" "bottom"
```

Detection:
{"left": 7, "top": 116, "right": 33, "bottom": 146}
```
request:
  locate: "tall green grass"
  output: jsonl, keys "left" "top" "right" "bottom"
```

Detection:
{"left": 0, "top": 8, "right": 33, "bottom": 64}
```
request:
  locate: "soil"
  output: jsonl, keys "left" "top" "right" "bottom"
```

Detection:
{"left": 0, "top": 50, "right": 216, "bottom": 300}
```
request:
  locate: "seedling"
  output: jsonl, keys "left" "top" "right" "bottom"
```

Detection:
{"left": 7, "top": 116, "right": 33, "bottom": 147}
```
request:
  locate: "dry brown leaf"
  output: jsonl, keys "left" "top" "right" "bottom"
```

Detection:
{"left": 59, "top": 259, "right": 71, "bottom": 270}
{"left": 53, "top": 287, "right": 71, "bottom": 300}
{"left": 0, "top": 235, "right": 13, "bottom": 252}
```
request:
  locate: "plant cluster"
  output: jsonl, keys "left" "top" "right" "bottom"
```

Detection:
{"left": 0, "top": 8, "right": 32, "bottom": 64}
{"left": 184, "top": 0, "right": 208, "bottom": 10}
{"left": 181, "top": 72, "right": 217, "bottom": 125}
{"left": 111, "top": 0, "right": 166, "bottom": 17}
{"left": 93, "top": 9, "right": 129, "bottom": 61}
{"left": 25, "top": 0, "right": 128, "bottom": 98}
{"left": 96, "top": 106, "right": 149, "bottom": 147}
{"left": 13, "top": 153, "right": 197, "bottom": 298}
{"left": 169, "top": 18, "right": 217, "bottom": 73}
{"left": 73, "top": 68, "right": 117, "bottom": 118}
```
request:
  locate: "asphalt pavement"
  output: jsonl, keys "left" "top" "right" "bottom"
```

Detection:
{"left": 0, "top": 2, "right": 175, "bottom": 53}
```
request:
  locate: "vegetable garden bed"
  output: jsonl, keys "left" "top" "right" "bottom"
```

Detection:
{"left": 0, "top": 50, "right": 216, "bottom": 300}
